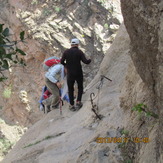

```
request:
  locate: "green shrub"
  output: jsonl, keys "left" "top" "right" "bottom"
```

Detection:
{"left": 2, "top": 86, "right": 12, "bottom": 98}
{"left": 0, "top": 24, "right": 26, "bottom": 82}
{"left": 0, "top": 138, "right": 13, "bottom": 155}
{"left": 132, "top": 103, "right": 158, "bottom": 119}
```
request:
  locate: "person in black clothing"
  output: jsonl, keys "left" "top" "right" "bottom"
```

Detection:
{"left": 61, "top": 38, "right": 91, "bottom": 111}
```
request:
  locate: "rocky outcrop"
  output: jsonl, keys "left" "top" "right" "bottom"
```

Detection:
{"left": 0, "top": 0, "right": 122, "bottom": 161}
{"left": 121, "top": 0, "right": 162, "bottom": 108}
{"left": 0, "top": 0, "right": 122, "bottom": 126}
{"left": 120, "top": 0, "right": 163, "bottom": 162}
{"left": 2, "top": 23, "right": 132, "bottom": 163}
{"left": 1, "top": 0, "right": 162, "bottom": 162}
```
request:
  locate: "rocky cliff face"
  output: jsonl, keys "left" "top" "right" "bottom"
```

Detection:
{"left": 1, "top": 0, "right": 163, "bottom": 162}
{"left": 0, "top": 0, "right": 122, "bottom": 126}
{"left": 2, "top": 23, "right": 131, "bottom": 163}
{"left": 121, "top": 0, "right": 162, "bottom": 108}
{"left": 120, "top": 0, "right": 163, "bottom": 162}
{"left": 0, "top": 0, "right": 122, "bottom": 161}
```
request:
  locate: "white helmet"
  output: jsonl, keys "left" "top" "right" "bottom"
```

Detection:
{"left": 71, "top": 38, "right": 79, "bottom": 45}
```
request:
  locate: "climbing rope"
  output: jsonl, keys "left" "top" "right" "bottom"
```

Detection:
{"left": 90, "top": 93, "right": 102, "bottom": 120}
{"left": 89, "top": 75, "right": 112, "bottom": 120}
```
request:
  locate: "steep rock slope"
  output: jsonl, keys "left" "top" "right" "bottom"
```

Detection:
{"left": 0, "top": 0, "right": 122, "bottom": 126}
{"left": 2, "top": 24, "right": 131, "bottom": 163}
{"left": 0, "top": 0, "right": 122, "bottom": 161}
{"left": 1, "top": 0, "right": 162, "bottom": 162}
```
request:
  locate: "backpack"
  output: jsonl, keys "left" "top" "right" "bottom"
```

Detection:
{"left": 43, "top": 56, "right": 60, "bottom": 71}
{"left": 43, "top": 89, "right": 52, "bottom": 99}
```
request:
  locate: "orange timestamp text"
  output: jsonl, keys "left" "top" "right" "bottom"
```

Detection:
{"left": 96, "top": 137, "right": 150, "bottom": 143}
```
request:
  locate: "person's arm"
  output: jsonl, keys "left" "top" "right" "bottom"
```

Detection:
{"left": 56, "top": 81, "right": 62, "bottom": 88}
{"left": 45, "top": 64, "right": 62, "bottom": 83}
{"left": 80, "top": 50, "right": 91, "bottom": 64}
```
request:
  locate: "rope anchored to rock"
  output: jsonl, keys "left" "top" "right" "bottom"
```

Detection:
{"left": 90, "top": 93, "right": 102, "bottom": 120}
{"left": 90, "top": 75, "right": 112, "bottom": 120}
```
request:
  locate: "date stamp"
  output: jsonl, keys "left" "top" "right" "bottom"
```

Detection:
{"left": 96, "top": 137, "right": 150, "bottom": 143}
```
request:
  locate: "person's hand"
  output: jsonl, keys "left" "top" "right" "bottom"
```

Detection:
{"left": 56, "top": 82, "right": 62, "bottom": 88}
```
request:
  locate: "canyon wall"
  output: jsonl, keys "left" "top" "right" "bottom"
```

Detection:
{"left": 0, "top": 0, "right": 122, "bottom": 126}
{"left": 1, "top": 0, "right": 163, "bottom": 162}
{"left": 0, "top": 0, "right": 122, "bottom": 161}
{"left": 120, "top": 0, "right": 163, "bottom": 162}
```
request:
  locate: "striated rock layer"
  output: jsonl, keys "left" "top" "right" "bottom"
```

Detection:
{"left": 121, "top": 0, "right": 163, "bottom": 162}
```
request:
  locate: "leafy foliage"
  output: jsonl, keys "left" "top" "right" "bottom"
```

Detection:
{"left": 0, "top": 24, "right": 26, "bottom": 81}
{"left": 54, "top": 6, "right": 61, "bottom": 13}
{"left": 104, "top": 23, "right": 109, "bottom": 29}
{"left": 23, "top": 135, "right": 55, "bottom": 148}
{"left": 24, "top": 132, "right": 65, "bottom": 148}
{"left": 98, "top": 0, "right": 106, "bottom": 4}
{"left": 0, "top": 138, "right": 13, "bottom": 155}
{"left": 2, "top": 86, "right": 12, "bottom": 98}
{"left": 120, "top": 129, "right": 129, "bottom": 136}
{"left": 132, "top": 103, "right": 158, "bottom": 119}
{"left": 42, "top": 8, "right": 52, "bottom": 16}
{"left": 31, "top": 0, "right": 38, "bottom": 5}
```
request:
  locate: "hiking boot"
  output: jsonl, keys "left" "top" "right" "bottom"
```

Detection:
{"left": 69, "top": 105, "right": 76, "bottom": 111}
{"left": 75, "top": 101, "right": 83, "bottom": 111}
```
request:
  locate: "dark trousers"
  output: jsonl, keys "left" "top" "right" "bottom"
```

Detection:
{"left": 67, "top": 75, "right": 83, "bottom": 106}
